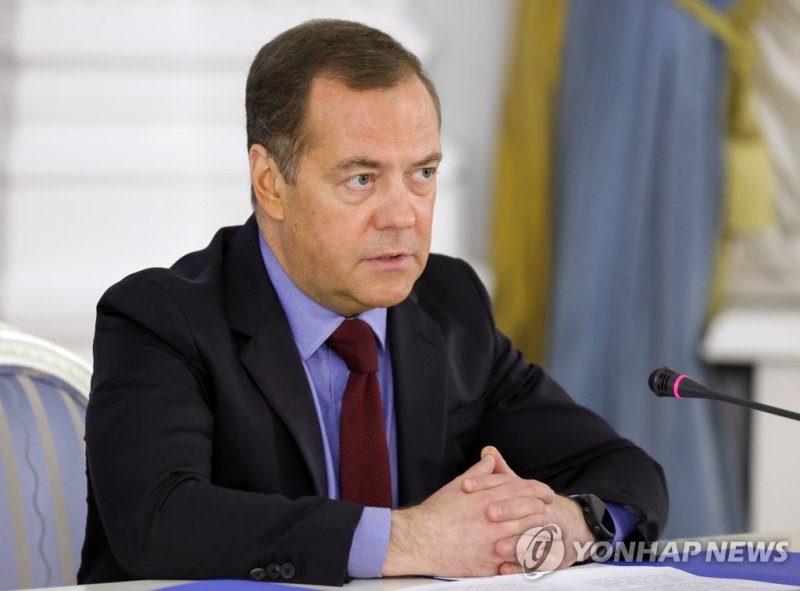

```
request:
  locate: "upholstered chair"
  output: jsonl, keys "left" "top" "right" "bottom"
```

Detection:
{"left": 0, "top": 323, "right": 91, "bottom": 589}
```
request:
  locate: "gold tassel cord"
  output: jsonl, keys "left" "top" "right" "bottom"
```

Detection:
{"left": 672, "top": 0, "right": 773, "bottom": 313}
{"left": 492, "top": 0, "right": 566, "bottom": 364}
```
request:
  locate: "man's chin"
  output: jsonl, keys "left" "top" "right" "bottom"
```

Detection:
{"left": 360, "top": 282, "right": 416, "bottom": 310}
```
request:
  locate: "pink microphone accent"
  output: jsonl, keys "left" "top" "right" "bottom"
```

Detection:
{"left": 673, "top": 374, "right": 687, "bottom": 399}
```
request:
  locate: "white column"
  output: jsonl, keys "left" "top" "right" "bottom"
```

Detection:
{"left": 703, "top": 308, "right": 800, "bottom": 532}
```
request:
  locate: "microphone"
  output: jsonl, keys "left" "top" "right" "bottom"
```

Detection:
{"left": 648, "top": 367, "right": 800, "bottom": 422}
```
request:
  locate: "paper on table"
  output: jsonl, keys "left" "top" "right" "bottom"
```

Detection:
{"left": 407, "top": 564, "right": 798, "bottom": 591}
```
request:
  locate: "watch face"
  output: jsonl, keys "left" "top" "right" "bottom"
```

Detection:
{"left": 600, "top": 506, "right": 615, "bottom": 532}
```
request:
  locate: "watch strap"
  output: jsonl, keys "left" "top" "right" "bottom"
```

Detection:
{"left": 571, "top": 493, "right": 616, "bottom": 544}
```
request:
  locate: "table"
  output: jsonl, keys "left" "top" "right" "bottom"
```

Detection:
{"left": 26, "top": 576, "right": 434, "bottom": 591}
{"left": 20, "top": 529, "right": 800, "bottom": 591}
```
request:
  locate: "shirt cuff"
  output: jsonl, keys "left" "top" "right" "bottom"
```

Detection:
{"left": 605, "top": 501, "right": 639, "bottom": 543}
{"left": 347, "top": 507, "right": 391, "bottom": 578}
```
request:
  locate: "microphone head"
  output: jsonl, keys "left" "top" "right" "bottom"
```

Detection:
{"left": 648, "top": 367, "right": 679, "bottom": 397}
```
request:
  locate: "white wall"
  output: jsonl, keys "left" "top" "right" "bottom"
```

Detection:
{"left": 407, "top": 0, "right": 516, "bottom": 264}
{"left": 0, "top": 0, "right": 16, "bottom": 317}
{"left": 0, "top": 0, "right": 515, "bottom": 361}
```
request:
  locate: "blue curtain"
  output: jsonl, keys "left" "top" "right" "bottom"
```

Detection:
{"left": 548, "top": 0, "right": 743, "bottom": 538}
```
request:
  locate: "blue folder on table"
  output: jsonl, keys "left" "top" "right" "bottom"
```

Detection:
{"left": 162, "top": 582, "right": 317, "bottom": 591}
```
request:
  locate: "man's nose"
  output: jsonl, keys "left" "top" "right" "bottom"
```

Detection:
{"left": 373, "top": 178, "right": 416, "bottom": 230}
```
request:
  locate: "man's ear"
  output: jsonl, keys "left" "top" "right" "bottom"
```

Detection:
{"left": 249, "top": 144, "right": 287, "bottom": 221}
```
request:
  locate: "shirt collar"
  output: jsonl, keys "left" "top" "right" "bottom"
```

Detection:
{"left": 259, "top": 233, "right": 387, "bottom": 361}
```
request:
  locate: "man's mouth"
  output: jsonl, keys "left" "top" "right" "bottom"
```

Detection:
{"left": 365, "top": 252, "right": 413, "bottom": 267}
{"left": 369, "top": 251, "right": 410, "bottom": 260}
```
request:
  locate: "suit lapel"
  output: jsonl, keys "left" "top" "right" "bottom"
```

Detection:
{"left": 389, "top": 294, "right": 448, "bottom": 506}
{"left": 225, "top": 217, "right": 327, "bottom": 496}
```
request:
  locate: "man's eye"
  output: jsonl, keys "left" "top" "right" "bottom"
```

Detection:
{"left": 346, "top": 174, "right": 374, "bottom": 189}
{"left": 413, "top": 168, "right": 436, "bottom": 181}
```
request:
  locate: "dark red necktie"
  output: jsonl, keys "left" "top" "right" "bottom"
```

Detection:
{"left": 327, "top": 318, "right": 392, "bottom": 508}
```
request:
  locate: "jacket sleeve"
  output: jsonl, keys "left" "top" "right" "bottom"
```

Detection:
{"left": 460, "top": 261, "right": 669, "bottom": 542}
{"left": 83, "top": 274, "right": 362, "bottom": 585}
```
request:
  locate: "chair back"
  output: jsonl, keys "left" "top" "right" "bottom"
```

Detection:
{"left": 0, "top": 323, "right": 92, "bottom": 589}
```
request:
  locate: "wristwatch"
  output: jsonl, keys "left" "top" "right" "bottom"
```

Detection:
{"left": 571, "top": 493, "right": 616, "bottom": 543}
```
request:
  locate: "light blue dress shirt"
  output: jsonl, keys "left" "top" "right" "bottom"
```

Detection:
{"left": 259, "top": 235, "right": 636, "bottom": 577}
{"left": 259, "top": 236, "right": 392, "bottom": 577}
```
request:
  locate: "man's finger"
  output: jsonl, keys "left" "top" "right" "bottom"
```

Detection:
{"left": 481, "top": 445, "right": 518, "bottom": 477}
{"left": 486, "top": 495, "right": 548, "bottom": 522}
{"left": 498, "top": 562, "right": 522, "bottom": 575}
{"left": 461, "top": 473, "right": 513, "bottom": 492}
{"left": 494, "top": 535, "right": 519, "bottom": 560}
{"left": 463, "top": 472, "right": 556, "bottom": 505}
{"left": 461, "top": 453, "right": 496, "bottom": 484}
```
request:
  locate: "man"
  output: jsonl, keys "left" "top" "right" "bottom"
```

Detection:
{"left": 79, "top": 19, "right": 667, "bottom": 585}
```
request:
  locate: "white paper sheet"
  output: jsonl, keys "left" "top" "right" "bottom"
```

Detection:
{"left": 409, "top": 564, "right": 796, "bottom": 591}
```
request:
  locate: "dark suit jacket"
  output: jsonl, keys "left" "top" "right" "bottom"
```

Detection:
{"left": 78, "top": 215, "right": 667, "bottom": 585}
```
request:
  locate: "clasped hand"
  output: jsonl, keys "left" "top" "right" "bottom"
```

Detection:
{"left": 382, "top": 446, "right": 596, "bottom": 577}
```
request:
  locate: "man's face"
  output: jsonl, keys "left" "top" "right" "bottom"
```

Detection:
{"left": 259, "top": 76, "right": 441, "bottom": 317}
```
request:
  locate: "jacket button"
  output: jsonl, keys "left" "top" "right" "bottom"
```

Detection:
{"left": 266, "top": 563, "right": 281, "bottom": 579}
{"left": 249, "top": 567, "right": 266, "bottom": 580}
{"left": 280, "top": 563, "right": 296, "bottom": 579}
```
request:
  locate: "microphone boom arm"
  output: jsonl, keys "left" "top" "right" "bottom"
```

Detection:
{"left": 697, "top": 388, "right": 800, "bottom": 422}
{"left": 648, "top": 366, "right": 800, "bottom": 422}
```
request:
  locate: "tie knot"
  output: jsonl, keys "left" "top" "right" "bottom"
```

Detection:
{"left": 327, "top": 319, "right": 378, "bottom": 374}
